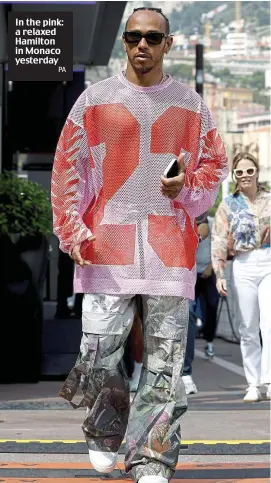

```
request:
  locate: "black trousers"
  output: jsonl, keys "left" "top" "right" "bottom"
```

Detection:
{"left": 122, "top": 295, "right": 143, "bottom": 378}
{"left": 56, "top": 250, "right": 74, "bottom": 313}
{"left": 123, "top": 334, "right": 135, "bottom": 378}
{"left": 56, "top": 250, "right": 83, "bottom": 317}
{"left": 196, "top": 272, "right": 219, "bottom": 343}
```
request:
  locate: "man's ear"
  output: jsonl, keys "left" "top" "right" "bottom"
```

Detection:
{"left": 122, "top": 35, "right": 127, "bottom": 52}
{"left": 165, "top": 36, "right": 173, "bottom": 54}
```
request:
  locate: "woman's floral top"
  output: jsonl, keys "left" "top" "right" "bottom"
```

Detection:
{"left": 211, "top": 187, "right": 270, "bottom": 278}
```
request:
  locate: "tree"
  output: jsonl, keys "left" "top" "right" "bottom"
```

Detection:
{"left": 253, "top": 92, "right": 270, "bottom": 110}
{"left": 205, "top": 61, "right": 214, "bottom": 74}
{"left": 249, "top": 71, "right": 265, "bottom": 91}
{"left": 166, "top": 63, "right": 193, "bottom": 81}
{"left": 111, "top": 34, "right": 125, "bottom": 59}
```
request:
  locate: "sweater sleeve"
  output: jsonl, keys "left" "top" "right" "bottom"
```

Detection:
{"left": 175, "top": 101, "right": 228, "bottom": 219}
{"left": 211, "top": 201, "right": 230, "bottom": 279}
{"left": 51, "top": 94, "right": 94, "bottom": 255}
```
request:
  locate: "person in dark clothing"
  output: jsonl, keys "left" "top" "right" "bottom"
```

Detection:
{"left": 182, "top": 213, "right": 209, "bottom": 395}
{"left": 55, "top": 249, "right": 83, "bottom": 319}
{"left": 123, "top": 298, "right": 144, "bottom": 390}
{"left": 196, "top": 269, "right": 220, "bottom": 355}
{"left": 196, "top": 216, "right": 220, "bottom": 358}
{"left": 55, "top": 250, "right": 74, "bottom": 318}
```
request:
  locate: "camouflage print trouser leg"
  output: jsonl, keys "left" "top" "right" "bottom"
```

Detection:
{"left": 59, "top": 294, "right": 188, "bottom": 481}
{"left": 59, "top": 294, "right": 135, "bottom": 452}
{"left": 125, "top": 295, "right": 188, "bottom": 482}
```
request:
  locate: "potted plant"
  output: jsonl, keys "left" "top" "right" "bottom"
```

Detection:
{"left": 0, "top": 172, "right": 52, "bottom": 383}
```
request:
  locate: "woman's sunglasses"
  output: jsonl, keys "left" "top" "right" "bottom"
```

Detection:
{"left": 123, "top": 31, "right": 168, "bottom": 46}
{"left": 233, "top": 167, "right": 257, "bottom": 178}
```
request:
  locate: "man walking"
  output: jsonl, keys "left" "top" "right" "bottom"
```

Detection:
{"left": 51, "top": 7, "right": 227, "bottom": 483}
{"left": 196, "top": 215, "right": 220, "bottom": 358}
{"left": 182, "top": 214, "right": 209, "bottom": 395}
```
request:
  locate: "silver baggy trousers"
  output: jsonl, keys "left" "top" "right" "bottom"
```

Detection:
{"left": 59, "top": 294, "right": 188, "bottom": 482}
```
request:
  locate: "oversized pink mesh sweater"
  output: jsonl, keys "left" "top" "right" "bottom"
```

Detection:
{"left": 51, "top": 73, "right": 228, "bottom": 299}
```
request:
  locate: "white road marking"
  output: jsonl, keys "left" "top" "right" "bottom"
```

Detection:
{"left": 195, "top": 349, "right": 245, "bottom": 377}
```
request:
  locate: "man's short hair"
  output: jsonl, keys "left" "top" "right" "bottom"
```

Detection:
{"left": 125, "top": 7, "right": 170, "bottom": 35}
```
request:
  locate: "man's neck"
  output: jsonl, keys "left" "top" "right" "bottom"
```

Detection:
{"left": 125, "top": 64, "right": 164, "bottom": 87}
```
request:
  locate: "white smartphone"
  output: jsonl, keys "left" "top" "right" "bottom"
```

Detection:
{"left": 163, "top": 158, "right": 179, "bottom": 178}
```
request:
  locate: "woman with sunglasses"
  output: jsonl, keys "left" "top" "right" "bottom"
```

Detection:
{"left": 212, "top": 152, "right": 270, "bottom": 402}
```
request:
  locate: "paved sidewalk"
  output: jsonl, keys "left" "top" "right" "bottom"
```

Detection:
{"left": 0, "top": 339, "right": 269, "bottom": 446}
{"left": 0, "top": 338, "right": 270, "bottom": 482}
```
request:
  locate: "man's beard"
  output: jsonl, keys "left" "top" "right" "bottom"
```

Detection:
{"left": 131, "top": 51, "right": 164, "bottom": 75}
{"left": 135, "top": 66, "right": 153, "bottom": 74}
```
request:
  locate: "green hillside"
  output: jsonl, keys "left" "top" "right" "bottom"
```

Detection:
{"left": 168, "top": 1, "right": 270, "bottom": 35}
{"left": 111, "top": 1, "right": 270, "bottom": 58}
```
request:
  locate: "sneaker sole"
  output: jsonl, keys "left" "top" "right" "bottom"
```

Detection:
{"left": 185, "top": 387, "right": 198, "bottom": 395}
{"left": 243, "top": 398, "right": 261, "bottom": 403}
{"left": 90, "top": 461, "right": 117, "bottom": 473}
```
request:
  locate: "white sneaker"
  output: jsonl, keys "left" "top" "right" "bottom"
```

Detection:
{"left": 182, "top": 375, "right": 198, "bottom": 395}
{"left": 204, "top": 342, "right": 215, "bottom": 358}
{"left": 243, "top": 386, "right": 261, "bottom": 403}
{"left": 266, "top": 384, "right": 271, "bottom": 400}
{"left": 88, "top": 449, "right": 118, "bottom": 473}
{"left": 138, "top": 476, "right": 168, "bottom": 483}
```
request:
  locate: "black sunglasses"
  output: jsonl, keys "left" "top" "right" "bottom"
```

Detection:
{"left": 123, "top": 31, "right": 168, "bottom": 46}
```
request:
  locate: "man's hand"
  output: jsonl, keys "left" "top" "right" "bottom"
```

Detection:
{"left": 201, "top": 263, "right": 213, "bottom": 279}
{"left": 198, "top": 221, "right": 209, "bottom": 241}
{"left": 161, "top": 153, "right": 186, "bottom": 200}
{"left": 71, "top": 236, "right": 96, "bottom": 268}
{"left": 216, "top": 278, "right": 227, "bottom": 297}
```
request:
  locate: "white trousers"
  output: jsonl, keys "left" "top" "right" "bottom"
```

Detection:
{"left": 232, "top": 247, "right": 271, "bottom": 387}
